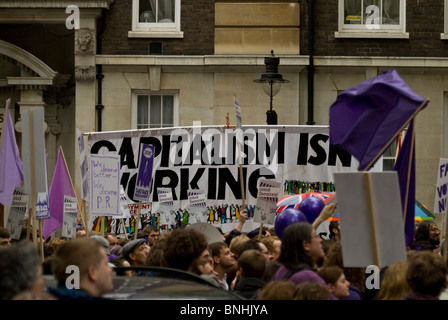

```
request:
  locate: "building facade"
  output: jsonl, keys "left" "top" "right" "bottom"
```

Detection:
{"left": 0, "top": 0, "right": 447, "bottom": 223}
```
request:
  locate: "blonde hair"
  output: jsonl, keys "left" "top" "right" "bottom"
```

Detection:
{"left": 377, "top": 260, "right": 411, "bottom": 300}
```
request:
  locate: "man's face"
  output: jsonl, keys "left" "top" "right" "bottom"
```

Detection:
{"left": 147, "top": 230, "right": 160, "bottom": 246}
{"left": 0, "top": 237, "right": 11, "bottom": 248}
{"left": 106, "top": 235, "right": 118, "bottom": 248}
{"left": 130, "top": 243, "right": 150, "bottom": 265}
{"left": 93, "top": 247, "right": 114, "bottom": 296}
{"left": 217, "top": 246, "right": 236, "bottom": 271}
{"left": 429, "top": 223, "right": 441, "bottom": 245}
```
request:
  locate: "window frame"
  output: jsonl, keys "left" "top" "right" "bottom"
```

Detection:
{"left": 131, "top": 90, "right": 179, "bottom": 130}
{"left": 442, "top": 0, "right": 448, "bottom": 39}
{"left": 335, "top": 0, "right": 409, "bottom": 39}
{"left": 129, "top": 0, "right": 184, "bottom": 38}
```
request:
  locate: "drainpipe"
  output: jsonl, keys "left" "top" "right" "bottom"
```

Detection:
{"left": 307, "top": 0, "right": 315, "bottom": 125}
{"left": 96, "top": 9, "right": 105, "bottom": 132}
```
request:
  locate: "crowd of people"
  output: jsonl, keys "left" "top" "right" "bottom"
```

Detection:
{"left": 1, "top": 204, "right": 448, "bottom": 301}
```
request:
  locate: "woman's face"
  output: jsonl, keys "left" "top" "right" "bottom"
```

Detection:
{"left": 330, "top": 273, "right": 351, "bottom": 300}
{"left": 307, "top": 229, "right": 325, "bottom": 262}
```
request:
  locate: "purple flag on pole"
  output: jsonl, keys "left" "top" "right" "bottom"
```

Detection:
{"left": 0, "top": 106, "right": 23, "bottom": 206}
{"left": 329, "top": 69, "right": 428, "bottom": 171}
{"left": 43, "top": 148, "right": 76, "bottom": 239}
{"left": 394, "top": 121, "right": 415, "bottom": 247}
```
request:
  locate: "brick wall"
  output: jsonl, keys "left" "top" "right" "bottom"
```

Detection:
{"left": 301, "top": 0, "right": 448, "bottom": 57}
{"left": 100, "top": 0, "right": 214, "bottom": 55}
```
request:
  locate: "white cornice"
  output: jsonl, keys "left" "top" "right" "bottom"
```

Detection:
{"left": 95, "top": 54, "right": 448, "bottom": 69}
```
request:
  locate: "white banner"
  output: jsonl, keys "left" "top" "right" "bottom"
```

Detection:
{"left": 87, "top": 125, "right": 381, "bottom": 235}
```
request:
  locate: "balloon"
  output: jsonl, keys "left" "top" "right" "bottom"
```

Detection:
{"left": 298, "top": 196, "right": 325, "bottom": 224}
{"left": 274, "top": 208, "right": 308, "bottom": 239}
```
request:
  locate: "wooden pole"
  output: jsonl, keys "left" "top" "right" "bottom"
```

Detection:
{"left": 363, "top": 172, "right": 380, "bottom": 267}
{"left": 134, "top": 200, "right": 142, "bottom": 239}
{"left": 121, "top": 218, "right": 128, "bottom": 240}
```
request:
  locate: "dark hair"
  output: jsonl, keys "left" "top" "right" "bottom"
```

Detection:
{"left": 412, "top": 221, "right": 439, "bottom": 249}
{"left": 277, "top": 222, "right": 313, "bottom": 270}
{"left": 0, "top": 241, "right": 42, "bottom": 300}
{"left": 163, "top": 228, "right": 208, "bottom": 271}
{"left": 238, "top": 249, "right": 266, "bottom": 278}
{"left": 406, "top": 251, "right": 447, "bottom": 297}
{"left": 329, "top": 221, "right": 339, "bottom": 239}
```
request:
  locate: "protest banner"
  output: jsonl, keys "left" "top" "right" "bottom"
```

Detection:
{"left": 87, "top": 125, "right": 381, "bottom": 236}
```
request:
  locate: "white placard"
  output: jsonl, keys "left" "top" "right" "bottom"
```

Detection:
{"left": 334, "top": 172, "right": 407, "bottom": 268}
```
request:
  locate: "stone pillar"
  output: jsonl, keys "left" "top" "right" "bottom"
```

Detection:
{"left": 74, "top": 14, "right": 98, "bottom": 204}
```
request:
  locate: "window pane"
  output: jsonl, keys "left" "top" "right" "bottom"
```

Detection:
{"left": 137, "top": 95, "right": 149, "bottom": 129}
{"left": 150, "top": 95, "right": 162, "bottom": 127}
{"left": 345, "top": 0, "right": 400, "bottom": 26}
{"left": 139, "top": 0, "right": 155, "bottom": 22}
{"left": 344, "top": 0, "right": 362, "bottom": 24}
{"left": 162, "top": 95, "right": 174, "bottom": 126}
{"left": 382, "top": 0, "right": 400, "bottom": 25}
{"left": 157, "top": 0, "right": 175, "bottom": 23}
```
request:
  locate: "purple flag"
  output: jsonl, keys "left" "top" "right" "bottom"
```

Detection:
{"left": 394, "top": 121, "right": 415, "bottom": 247}
{"left": 0, "top": 106, "right": 23, "bottom": 206}
{"left": 329, "top": 69, "right": 428, "bottom": 171}
{"left": 43, "top": 148, "right": 76, "bottom": 239}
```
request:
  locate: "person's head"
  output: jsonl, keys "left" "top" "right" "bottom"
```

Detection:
{"left": 0, "top": 241, "right": 44, "bottom": 300}
{"left": 122, "top": 239, "right": 150, "bottom": 267}
{"left": 237, "top": 249, "right": 266, "bottom": 278}
{"left": 163, "top": 228, "right": 208, "bottom": 272}
{"left": 51, "top": 238, "right": 114, "bottom": 297}
{"left": 328, "top": 221, "right": 340, "bottom": 240}
{"left": 229, "top": 235, "right": 249, "bottom": 260}
{"left": 377, "top": 260, "right": 411, "bottom": 300}
{"left": 105, "top": 233, "right": 119, "bottom": 249}
{"left": 209, "top": 241, "right": 236, "bottom": 274}
{"left": 293, "top": 281, "right": 331, "bottom": 300}
{"left": 414, "top": 221, "right": 440, "bottom": 248}
{"left": 406, "top": 250, "right": 447, "bottom": 297}
{"left": 317, "top": 266, "right": 350, "bottom": 299}
{"left": 91, "top": 235, "right": 111, "bottom": 256}
{"left": 0, "top": 227, "right": 12, "bottom": 248}
{"left": 258, "top": 281, "right": 296, "bottom": 300}
{"left": 75, "top": 226, "right": 86, "bottom": 238}
{"left": 278, "top": 222, "right": 324, "bottom": 270}
{"left": 147, "top": 227, "right": 160, "bottom": 246}
{"left": 191, "top": 248, "right": 215, "bottom": 276}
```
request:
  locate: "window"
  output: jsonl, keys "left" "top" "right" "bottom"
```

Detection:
{"left": 129, "top": 0, "right": 183, "bottom": 38}
{"left": 382, "top": 137, "right": 399, "bottom": 171}
{"left": 443, "top": 1, "right": 448, "bottom": 39}
{"left": 336, "top": 0, "right": 408, "bottom": 38}
{"left": 132, "top": 92, "right": 179, "bottom": 129}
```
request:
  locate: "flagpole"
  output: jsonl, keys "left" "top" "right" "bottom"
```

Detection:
{"left": 135, "top": 200, "right": 142, "bottom": 239}
{"left": 0, "top": 99, "right": 9, "bottom": 228}
{"left": 364, "top": 99, "right": 429, "bottom": 171}
{"left": 400, "top": 120, "right": 415, "bottom": 237}
{"left": 59, "top": 146, "right": 86, "bottom": 235}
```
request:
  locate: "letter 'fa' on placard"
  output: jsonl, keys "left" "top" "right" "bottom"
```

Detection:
{"left": 134, "top": 144, "right": 155, "bottom": 202}
{"left": 90, "top": 154, "right": 120, "bottom": 216}
{"left": 333, "top": 172, "right": 407, "bottom": 268}
{"left": 21, "top": 107, "right": 47, "bottom": 194}
{"left": 434, "top": 158, "right": 448, "bottom": 214}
